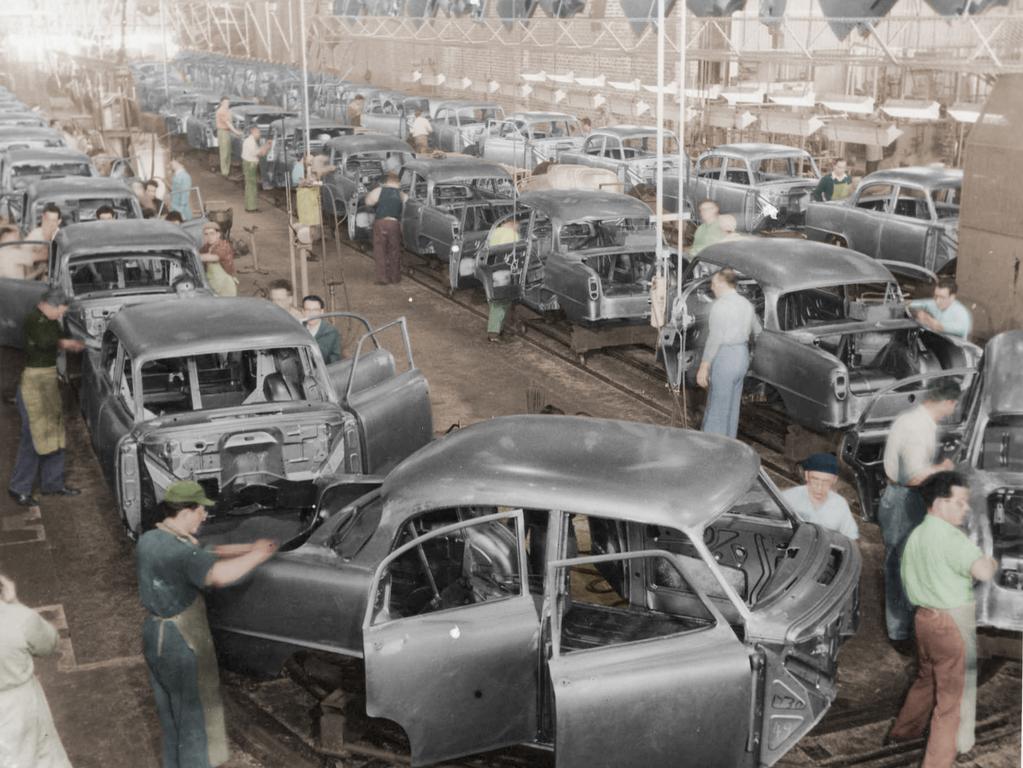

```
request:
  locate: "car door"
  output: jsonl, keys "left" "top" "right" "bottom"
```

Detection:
{"left": 363, "top": 510, "right": 539, "bottom": 766}
{"left": 91, "top": 348, "right": 136, "bottom": 489}
{"left": 690, "top": 153, "right": 722, "bottom": 218}
{"left": 576, "top": 134, "right": 605, "bottom": 170}
{"left": 880, "top": 184, "right": 934, "bottom": 269}
{"left": 842, "top": 367, "right": 976, "bottom": 521}
{"left": 433, "top": 108, "right": 454, "bottom": 151}
{"left": 719, "top": 157, "right": 754, "bottom": 223}
{"left": 546, "top": 544, "right": 754, "bottom": 768}
{"left": 845, "top": 181, "right": 894, "bottom": 257}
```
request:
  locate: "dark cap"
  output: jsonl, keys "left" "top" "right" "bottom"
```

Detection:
{"left": 801, "top": 452, "right": 839, "bottom": 476}
{"left": 164, "top": 480, "right": 215, "bottom": 507}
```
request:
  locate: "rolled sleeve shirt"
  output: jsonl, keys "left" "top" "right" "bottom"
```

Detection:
{"left": 882, "top": 405, "right": 937, "bottom": 486}
{"left": 701, "top": 290, "right": 762, "bottom": 365}
{"left": 780, "top": 485, "right": 859, "bottom": 540}
{"left": 410, "top": 117, "right": 433, "bottom": 138}
{"left": 241, "top": 135, "right": 261, "bottom": 163}
{"left": 901, "top": 515, "right": 982, "bottom": 610}
{"left": 215, "top": 105, "right": 232, "bottom": 132}
{"left": 910, "top": 298, "right": 972, "bottom": 339}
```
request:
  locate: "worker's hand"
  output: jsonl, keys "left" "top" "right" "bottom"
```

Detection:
{"left": 938, "top": 458, "right": 955, "bottom": 472}
{"left": 0, "top": 575, "right": 17, "bottom": 604}
{"left": 59, "top": 339, "right": 86, "bottom": 353}
{"left": 696, "top": 362, "right": 710, "bottom": 389}
{"left": 251, "top": 539, "right": 278, "bottom": 562}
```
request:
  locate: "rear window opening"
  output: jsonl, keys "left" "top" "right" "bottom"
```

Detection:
{"left": 68, "top": 252, "right": 201, "bottom": 297}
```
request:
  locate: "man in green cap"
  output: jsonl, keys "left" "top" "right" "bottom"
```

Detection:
{"left": 137, "top": 480, "right": 277, "bottom": 768}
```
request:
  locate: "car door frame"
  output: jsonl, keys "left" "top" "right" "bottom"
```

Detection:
{"left": 362, "top": 509, "right": 540, "bottom": 766}
{"left": 846, "top": 180, "right": 896, "bottom": 257}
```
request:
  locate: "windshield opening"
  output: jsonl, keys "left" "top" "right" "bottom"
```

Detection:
{"left": 750, "top": 154, "right": 818, "bottom": 183}
{"left": 68, "top": 252, "right": 202, "bottom": 297}
{"left": 31, "top": 197, "right": 138, "bottom": 226}
{"left": 559, "top": 216, "right": 655, "bottom": 251}
{"left": 528, "top": 120, "right": 580, "bottom": 139}
{"left": 620, "top": 134, "right": 679, "bottom": 156}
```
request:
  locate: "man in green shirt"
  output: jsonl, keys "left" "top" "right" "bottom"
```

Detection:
{"left": 7, "top": 288, "right": 85, "bottom": 507}
{"left": 811, "top": 159, "right": 853, "bottom": 202}
{"left": 887, "top": 471, "right": 996, "bottom": 766}
{"left": 689, "top": 199, "right": 724, "bottom": 256}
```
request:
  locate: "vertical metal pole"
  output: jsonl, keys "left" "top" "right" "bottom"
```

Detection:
{"left": 654, "top": 0, "right": 665, "bottom": 274}
{"left": 265, "top": 2, "right": 273, "bottom": 60}
{"left": 299, "top": 0, "right": 311, "bottom": 161}
{"left": 676, "top": 0, "right": 686, "bottom": 302}
{"left": 160, "top": 0, "right": 170, "bottom": 101}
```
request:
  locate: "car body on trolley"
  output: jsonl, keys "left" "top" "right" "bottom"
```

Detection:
{"left": 200, "top": 415, "right": 860, "bottom": 768}
{"left": 261, "top": 116, "right": 355, "bottom": 189}
{"left": 18, "top": 176, "right": 143, "bottom": 236}
{"left": 475, "top": 190, "right": 666, "bottom": 325}
{"left": 556, "top": 125, "right": 685, "bottom": 192}
{"left": 658, "top": 238, "right": 980, "bottom": 432}
{"left": 361, "top": 93, "right": 430, "bottom": 140}
{"left": 0, "top": 126, "right": 68, "bottom": 153}
{"left": 320, "top": 133, "right": 413, "bottom": 240}
{"left": 78, "top": 299, "right": 433, "bottom": 538}
{"left": 804, "top": 166, "right": 962, "bottom": 275}
{"left": 429, "top": 100, "right": 505, "bottom": 154}
{"left": 184, "top": 93, "right": 255, "bottom": 151}
{"left": 227, "top": 104, "right": 298, "bottom": 163}
{"left": 478, "top": 112, "right": 585, "bottom": 170}
{"left": 0, "top": 146, "right": 95, "bottom": 223}
{"left": 399, "top": 157, "right": 515, "bottom": 290}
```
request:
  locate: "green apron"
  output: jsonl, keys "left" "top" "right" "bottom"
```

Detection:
{"left": 20, "top": 366, "right": 64, "bottom": 455}
{"left": 949, "top": 602, "right": 977, "bottom": 753}
{"left": 832, "top": 180, "right": 852, "bottom": 200}
{"left": 205, "top": 263, "right": 238, "bottom": 297}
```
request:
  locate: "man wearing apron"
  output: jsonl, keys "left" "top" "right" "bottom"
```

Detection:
{"left": 137, "top": 481, "right": 276, "bottom": 768}
{"left": 7, "top": 288, "right": 85, "bottom": 508}
{"left": 888, "top": 471, "right": 996, "bottom": 766}
{"left": 811, "top": 159, "right": 853, "bottom": 202}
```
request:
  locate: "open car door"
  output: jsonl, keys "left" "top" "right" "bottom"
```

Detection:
{"left": 363, "top": 510, "right": 539, "bottom": 766}
{"left": 0, "top": 239, "right": 50, "bottom": 348}
{"left": 842, "top": 367, "right": 977, "bottom": 521}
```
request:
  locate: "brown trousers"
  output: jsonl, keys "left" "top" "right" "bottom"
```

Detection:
{"left": 413, "top": 135, "right": 430, "bottom": 154}
{"left": 890, "top": 607, "right": 966, "bottom": 767}
{"left": 373, "top": 218, "right": 402, "bottom": 284}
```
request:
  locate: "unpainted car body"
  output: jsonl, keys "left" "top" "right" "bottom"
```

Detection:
{"left": 475, "top": 190, "right": 666, "bottom": 324}
{"left": 556, "top": 125, "right": 685, "bottom": 192}
{"left": 261, "top": 117, "right": 355, "bottom": 189}
{"left": 479, "top": 112, "right": 585, "bottom": 170}
{"left": 79, "top": 298, "right": 433, "bottom": 537}
{"left": 0, "top": 127, "right": 68, "bottom": 153}
{"left": 159, "top": 88, "right": 216, "bottom": 136}
{"left": 0, "top": 147, "right": 95, "bottom": 223}
{"left": 686, "top": 143, "right": 820, "bottom": 232}
{"left": 804, "top": 166, "right": 961, "bottom": 274}
{"left": 0, "top": 112, "right": 48, "bottom": 129}
{"left": 321, "top": 133, "right": 413, "bottom": 240}
{"left": 399, "top": 158, "right": 515, "bottom": 290}
{"left": 843, "top": 332, "right": 1023, "bottom": 630}
{"left": 184, "top": 94, "right": 255, "bottom": 150}
{"left": 18, "top": 177, "right": 143, "bottom": 236}
{"left": 228, "top": 105, "right": 298, "bottom": 163}
{"left": 203, "top": 415, "right": 860, "bottom": 768}
{"left": 659, "top": 239, "right": 980, "bottom": 432}
{"left": 430, "top": 100, "right": 505, "bottom": 154}
{"left": 361, "top": 94, "right": 430, "bottom": 140}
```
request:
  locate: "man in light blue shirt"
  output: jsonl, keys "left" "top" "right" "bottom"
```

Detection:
{"left": 910, "top": 278, "right": 971, "bottom": 339}
{"left": 780, "top": 453, "right": 859, "bottom": 540}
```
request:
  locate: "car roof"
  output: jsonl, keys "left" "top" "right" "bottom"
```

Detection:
{"left": 705, "top": 143, "right": 811, "bottom": 159}
{"left": 432, "top": 100, "right": 500, "bottom": 110}
{"left": 325, "top": 133, "right": 412, "bottom": 154}
{"left": 381, "top": 415, "right": 760, "bottom": 529}
{"left": 27, "top": 176, "right": 135, "bottom": 198}
{"left": 981, "top": 331, "right": 1023, "bottom": 417}
{"left": 507, "top": 111, "right": 578, "bottom": 122}
{"left": 402, "top": 157, "right": 510, "bottom": 182}
{"left": 519, "top": 190, "right": 653, "bottom": 221}
{"left": 55, "top": 221, "right": 198, "bottom": 256}
{"left": 230, "top": 105, "right": 296, "bottom": 116}
{"left": 697, "top": 238, "right": 894, "bottom": 291}
{"left": 0, "top": 112, "right": 46, "bottom": 121}
{"left": 271, "top": 117, "right": 351, "bottom": 131}
{"left": 859, "top": 166, "right": 963, "bottom": 188}
{"left": 111, "top": 297, "right": 314, "bottom": 360}
{"left": 3, "top": 147, "right": 92, "bottom": 165}
{"left": 0, "top": 126, "right": 63, "bottom": 139}
{"left": 592, "top": 125, "right": 674, "bottom": 139}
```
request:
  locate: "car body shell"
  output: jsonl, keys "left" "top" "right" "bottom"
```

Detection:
{"left": 842, "top": 331, "right": 1022, "bottom": 631}
{"left": 320, "top": 133, "right": 413, "bottom": 240}
{"left": 479, "top": 112, "right": 585, "bottom": 170}
{"left": 79, "top": 298, "right": 433, "bottom": 537}
{"left": 659, "top": 238, "right": 980, "bottom": 431}
{"left": 202, "top": 415, "right": 860, "bottom": 768}
{"left": 0, "top": 112, "right": 48, "bottom": 128}
{"left": 0, "top": 147, "right": 96, "bottom": 223}
{"left": 557, "top": 125, "right": 686, "bottom": 192}
{"left": 0, "top": 127, "right": 68, "bottom": 153}
{"left": 399, "top": 158, "right": 515, "bottom": 289}
{"left": 18, "top": 177, "right": 143, "bottom": 236}
{"left": 185, "top": 94, "right": 255, "bottom": 150}
{"left": 361, "top": 94, "right": 430, "bottom": 140}
{"left": 474, "top": 189, "right": 667, "bottom": 324}
{"left": 429, "top": 100, "right": 505, "bottom": 154}
{"left": 261, "top": 117, "right": 356, "bottom": 189}
{"left": 228, "top": 105, "right": 298, "bottom": 163}
{"left": 804, "top": 166, "right": 962, "bottom": 274}
{"left": 686, "top": 143, "right": 820, "bottom": 232}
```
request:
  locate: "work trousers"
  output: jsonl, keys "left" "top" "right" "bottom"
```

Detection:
{"left": 217, "top": 130, "right": 232, "bottom": 176}
{"left": 242, "top": 160, "right": 260, "bottom": 211}
{"left": 413, "top": 135, "right": 430, "bottom": 154}
{"left": 487, "top": 300, "right": 511, "bottom": 335}
{"left": 9, "top": 391, "right": 65, "bottom": 495}
{"left": 878, "top": 484, "right": 926, "bottom": 640}
{"left": 890, "top": 608, "right": 965, "bottom": 768}
{"left": 701, "top": 343, "right": 748, "bottom": 438}
{"left": 372, "top": 218, "right": 402, "bottom": 284}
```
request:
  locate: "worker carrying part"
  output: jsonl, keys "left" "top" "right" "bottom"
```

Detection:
{"left": 7, "top": 287, "right": 85, "bottom": 508}
{"left": 485, "top": 217, "right": 519, "bottom": 344}
{"left": 138, "top": 480, "right": 276, "bottom": 768}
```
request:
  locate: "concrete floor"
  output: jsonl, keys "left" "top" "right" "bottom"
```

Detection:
{"left": 0, "top": 152, "right": 1018, "bottom": 767}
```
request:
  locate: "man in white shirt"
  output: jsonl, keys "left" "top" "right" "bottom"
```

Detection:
{"left": 410, "top": 109, "right": 433, "bottom": 155}
{"left": 878, "top": 378, "right": 962, "bottom": 646}
{"left": 241, "top": 126, "right": 270, "bottom": 212}
{"left": 24, "top": 203, "right": 62, "bottom": 276}
{"left": 781, "top": 453, "right": 858, "bottom": 540}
